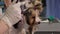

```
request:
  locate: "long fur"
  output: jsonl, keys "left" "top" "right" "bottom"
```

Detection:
{"left": 23, "top": 0, "right": 43, "bottom": 34}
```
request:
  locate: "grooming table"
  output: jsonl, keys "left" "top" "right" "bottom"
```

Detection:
{"left": 25, "top": 19, "right": 60, "bottom": 34}
{"left": 34, "top": 22, "right": 60, "bottom": 34}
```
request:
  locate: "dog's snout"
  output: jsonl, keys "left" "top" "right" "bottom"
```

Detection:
{"left": 36, "top": 21, "right": 40, "bottom": 24}
{"left": 37, "top": 22, "right": 40, "bottom": 24}
{"left": 35, "top": 16, "right": 41, "bottom": 24}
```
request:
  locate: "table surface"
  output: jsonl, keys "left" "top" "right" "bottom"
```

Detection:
{"left": 24, "top": 22, "right": 60, "bottom": 31}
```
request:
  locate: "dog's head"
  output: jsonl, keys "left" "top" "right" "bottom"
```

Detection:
{"left": 23, "top": 0, "right": 43, "bottom": 25}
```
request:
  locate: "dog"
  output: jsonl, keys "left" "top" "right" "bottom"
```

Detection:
{"left": 23, "top": 0, "right": 43, "bottom": 34}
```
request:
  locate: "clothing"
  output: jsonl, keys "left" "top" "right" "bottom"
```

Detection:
{"left": 4, "top": 2, "right": 23, "bottom": 25}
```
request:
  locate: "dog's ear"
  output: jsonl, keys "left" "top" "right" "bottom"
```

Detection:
{"left": 22, "top": 8, "right": 32, "bottom": 16}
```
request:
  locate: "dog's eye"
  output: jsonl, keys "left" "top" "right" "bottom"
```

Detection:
{"left": 35, "top": 4, "right": 41, "bottom": 7}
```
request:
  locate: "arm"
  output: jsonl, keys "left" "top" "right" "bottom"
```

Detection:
{"left": 0, "top": 20, "right": 8, "bottom": 34}
{"left": 4, "top": 0, "right": 11, "bottom": 7}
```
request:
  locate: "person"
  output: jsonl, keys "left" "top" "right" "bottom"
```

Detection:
{"left": 4, "top": 0, "right": 11, "bottom": 7}
{"left": 0, "top": 20, "right": 9, "bottom": 34}
{"left": 0, "top": 0, "right": 12, "bottom": 34}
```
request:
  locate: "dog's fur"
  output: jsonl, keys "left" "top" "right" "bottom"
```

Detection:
{"left": 23, "top": 0, "right": 43, "bottom": 34}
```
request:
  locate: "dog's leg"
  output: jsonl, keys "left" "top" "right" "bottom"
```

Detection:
{"left": 32, "top": 25, "right": 37, "bottom": 34}
{"left": 28, "top": 25, "right": 37, "bottom": 34}
{"left": 28, "top": 26, "right": 35, "bottom": 34}
{"left": 31, "top": 27, "right": 34, "bottom": 34}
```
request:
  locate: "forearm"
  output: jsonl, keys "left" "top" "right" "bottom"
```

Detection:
{"left": 4, "top": 0, "right": 11, "bottom": 7}
{"left": 0, "top": 20, "right": 8, "bottom": 34}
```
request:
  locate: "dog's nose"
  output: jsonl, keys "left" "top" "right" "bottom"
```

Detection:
{"left": 37, "top": 22, "right": 40, "bottom": 24}
{"left": 35, "top": 16, "right": 41, "bottom": 24}
{"left": 35, "top": 22, "right": 40, "bottom": 25}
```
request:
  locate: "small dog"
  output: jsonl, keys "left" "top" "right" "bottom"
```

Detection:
{"left": 23, "top": 0, "right": 43, "bottom": 34}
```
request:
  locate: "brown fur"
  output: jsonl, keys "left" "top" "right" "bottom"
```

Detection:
{"left": 24, "top": 0, "right": 43, "bottom": 34}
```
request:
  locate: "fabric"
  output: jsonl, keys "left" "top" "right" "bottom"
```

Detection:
{"left": 5, "top": 2, "right": 22, "bottom": 25}
{"left": 4, "top": 1, "right": 26, "bottom": 25}
{"left": 46, "top": 0, "right": 60, "bottom": 19}
{"left": 0, "top": 1, "right": 26, "bottom": 34}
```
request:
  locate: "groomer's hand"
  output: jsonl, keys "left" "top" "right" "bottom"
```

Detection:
{"left": 4, "top": 0, "right": 11, "bottom": 7}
